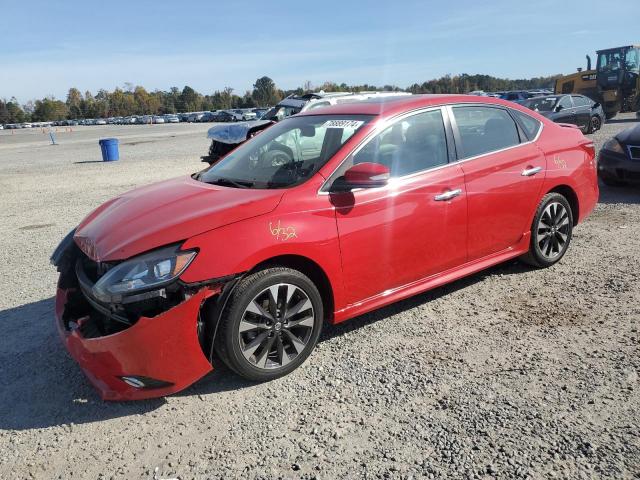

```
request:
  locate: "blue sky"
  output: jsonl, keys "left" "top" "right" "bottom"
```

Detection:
{"left": 1, "top": 0, "right": 638, "bottom": 102}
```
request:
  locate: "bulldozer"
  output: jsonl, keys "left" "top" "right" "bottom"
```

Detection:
{"left": 555, "top": 45, "right": 640, "bottom": 119}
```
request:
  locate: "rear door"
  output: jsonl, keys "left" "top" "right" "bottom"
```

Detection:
{"left": 449, "top": 105, "right": 546, "bottom": 261}
{"left": 571, "top": 95, "right": 591, "bottom": 129}
{"left": 555, "top": 95, "right": 577, "bottom": 125}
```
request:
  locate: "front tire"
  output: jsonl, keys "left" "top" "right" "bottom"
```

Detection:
{"left": 214, "top": 267, "right": 323, "bottom": 381}
{"left": 521, "top": 193, "right": 573, "bottom": 268}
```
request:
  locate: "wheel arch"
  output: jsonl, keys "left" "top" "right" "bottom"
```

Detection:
{"left": 251, "top": 254, "right": 335, "bottom": 322}
{"left": 547, "top": 184, "right": 579, "bottom": 226}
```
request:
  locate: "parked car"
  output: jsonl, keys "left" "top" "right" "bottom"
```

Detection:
{"left": 95, "top": 119, "right": 107, "bottom": 125}
{"left": 22, "top": 123, "right": 33, "bottom": 128}
{"left": 500, "top": 91, "right": 532, "bottom": 103}
{"left": 52, "top": 94, "right": 598, "bottom": 400}
{"left": 521, "top": 94, "right": 605, "bottom": 134}
{"left": 0, "top": 124, "right": 3, "bottom": 130}
{"left": 187, "top": 112, "right": 206, "bottom": 122}
{"left": 201, "top": 91, "right": 412, "bottom": 164}
{"left": 164, "top": 114, "right": 180, "bottom": 123}
{"left": 210, "top": 110, "right": 240, "bottom": 122}
{"left": 598, "top": 124, "right": 640, "bottom": 186}
{"left": 252, "top": 108, "right": 270, "bottom": 119}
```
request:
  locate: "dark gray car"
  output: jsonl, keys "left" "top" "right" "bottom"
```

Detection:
{"left": 598, "top": 123, "right": 640, "bottom": 186}
{"left": 522, "top": 94, "right": 605, "bottom": 134}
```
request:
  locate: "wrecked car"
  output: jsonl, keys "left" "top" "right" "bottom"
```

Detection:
{"left": 52, "top": 95, "right": 597, "bottom": 400}
{"left": 201, "top": 91, "right": 411, "bottom": 165}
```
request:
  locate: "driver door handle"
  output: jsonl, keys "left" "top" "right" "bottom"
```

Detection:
{"left": 521, "top": 166, "right": 543, "bottom": 177}
{"left": 434, "top": 188, "right": 463, "bottom": 201}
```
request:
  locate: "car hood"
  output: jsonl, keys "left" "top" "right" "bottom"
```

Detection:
{"left": 207, "top": 120, "right": 273, "bottom": 144}
{"left": 74, "top": 175, "right": 284, "bottom": 262}
{"left": 616, "top": 123, "right": 640, "bottom": 144}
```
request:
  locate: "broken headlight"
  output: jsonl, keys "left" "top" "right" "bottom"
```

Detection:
{"left": 92, "top": 244, "right": 196, "bottom": 303}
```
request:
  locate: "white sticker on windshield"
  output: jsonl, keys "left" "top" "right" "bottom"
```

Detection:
{"left": 321, "top": 119, "right": 364, "bottom": 129}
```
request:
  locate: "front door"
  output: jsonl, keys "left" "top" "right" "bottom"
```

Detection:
{"left": 327, "top": 108, "right": 468, "bottom": 305}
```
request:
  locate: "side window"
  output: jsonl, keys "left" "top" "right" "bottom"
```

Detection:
{"left": 558, "top": 96, "right": 573, "bottom": 109}
{"left": 349, "top": 109, "right": 449, "bottom": 178}
{"left": 451, "top": 106, "right": 521, "bottom": 158}
{"left": 572, "top": 95, "right": 588, "bottom": 107}
{"left": 511, "top": 110, "right": 542, "bottom": 141}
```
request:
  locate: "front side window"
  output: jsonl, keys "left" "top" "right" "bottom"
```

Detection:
{"left": 347, "top": 109, "right": 449, "bottom": 178}
{"left": 198, "top": 115, "right": 371, "bottom": 189}
{"left": 558, "top": 96, "right": 573, "bottom": 109}
{"left": 451, "top": 106, "right": 521, "bottom": 158}
{"left": 523, "top": 97, "right": 558, "bottom": 112}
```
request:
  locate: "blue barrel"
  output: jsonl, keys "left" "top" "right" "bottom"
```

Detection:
{"left": 99, "top": 138, "right": 119, "bottom": 161}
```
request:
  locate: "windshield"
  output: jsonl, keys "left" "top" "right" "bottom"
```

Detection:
{"left": 523, "top": 97, "right": 557, "bottom": 112}
{"left": 197, "top": 114, "right": 372, "bottom": 189}
{"left": 598, "top": 49, "right": 624, "bottom": 73}
{"left": 263, "top": 105, "right": 303, "bottom": 121}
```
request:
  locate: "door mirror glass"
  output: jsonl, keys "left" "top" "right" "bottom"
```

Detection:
{"left": 332, "top": 162, "right": 390, "bottom": 191}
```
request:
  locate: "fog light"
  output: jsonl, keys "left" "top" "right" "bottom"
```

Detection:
{"left": 121, "top": 376, "right": 146, "bottom": 388}
{"left": 119, "top": 375, "right": 174, "bottom": 390}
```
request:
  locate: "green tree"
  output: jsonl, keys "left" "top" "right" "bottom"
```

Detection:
{"left": 252, "top": 76, "right": 281, "bottom": 107}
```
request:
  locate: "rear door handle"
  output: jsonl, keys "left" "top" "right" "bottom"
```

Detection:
{"left": 434, "top": 188, "right": 463, "bottom": 201}
{"left": 521, "top": 166, "right": 542, "bottom": 177}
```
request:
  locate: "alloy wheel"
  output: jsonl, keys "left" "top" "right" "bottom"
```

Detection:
{"left": 591, "top": 116, "right": 601, "bottom": 132}
{"left": 535, "top": 202, "right": 570, "bottom": 260}
{"left": 238, "top": 283, "right": 315, "bottom": 370}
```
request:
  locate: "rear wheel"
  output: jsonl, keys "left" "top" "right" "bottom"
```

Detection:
{"left": 521, "top": 193, "right": 573, "bottom": 268}
{"left": 215, "top": 268, "right": 323, "bottom": 381}
{"left": 587, "top": 115, "right": 601, "bottom": 134}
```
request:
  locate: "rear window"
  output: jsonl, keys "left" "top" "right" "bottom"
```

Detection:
{"left": 452, "top": 106, "right": 521, "bottom": 158}
{"left": 511, "top": 110, "right": 542, "bottom": 141}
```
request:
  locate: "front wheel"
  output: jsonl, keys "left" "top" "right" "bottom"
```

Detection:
{"left": 214, "top": 267, "right": 323, "bottom": 381}
{"left": 520, "top": 193, "right": 573, "bottom": 268}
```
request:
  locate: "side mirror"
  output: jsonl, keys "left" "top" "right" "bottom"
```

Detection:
{"left": 592, "top": 102, "right": 601, "bottom": 109}
{"left": 555, "top": 104, "right": 564, "bottom": 112}
{"left": 331, "top": 162, "right": 390, "bottom": 191}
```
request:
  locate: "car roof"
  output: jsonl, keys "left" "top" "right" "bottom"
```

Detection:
{"left": 296, "top": 94, "right": 523, "bottom": 118}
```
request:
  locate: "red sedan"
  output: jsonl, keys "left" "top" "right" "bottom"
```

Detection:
{"left": 51, "top": 95, "right": 598, "bottom": 400}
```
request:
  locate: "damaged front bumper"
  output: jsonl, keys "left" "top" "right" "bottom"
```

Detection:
{"left": 52, "top": 238, "right": 224, "bottom": 401}
{"left": 55, "top": 284, "right": 218, "bottom": 401}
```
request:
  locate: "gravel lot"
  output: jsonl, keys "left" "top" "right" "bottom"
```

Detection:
{"left": 0, "top": 115, "right": 639, "bottom": 479}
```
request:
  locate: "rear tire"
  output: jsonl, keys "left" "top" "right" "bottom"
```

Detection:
{"left": 587, "top": 115, "right": 601, "bottom": 134}
{"left": 214, "top": 267, "right": 323, "bottom": 381}
{"left": 520, "top": 193, "right": 573, "bottom": 268}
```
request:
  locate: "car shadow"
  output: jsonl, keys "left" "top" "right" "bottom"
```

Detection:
{"left": 319, "top": 259, "right": 532, "bottom": 342}
{"left": 0, "top": 298, "right": 165, "bottom": 430}
{"left": 605, "top": 118, "right": 638, "bottom": 125}
{"left": 0, "top": 260, "right": 534, "bottom": 430}
{"left": 598, "top": 181, "right": 640, "bottom": 205}
{"left": 73, "top": 160, "right": 109, "bottom": 164}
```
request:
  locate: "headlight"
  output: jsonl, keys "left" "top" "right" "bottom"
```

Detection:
{"left": 92, "top": 244, "right": 196, "bottom": 303}
{"left": 603, "top": 138, "right": 625, "bottom": 155}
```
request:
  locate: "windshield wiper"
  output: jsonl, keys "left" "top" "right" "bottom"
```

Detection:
{"left": 207, "top": 177, "right": 254, "bottom": 189}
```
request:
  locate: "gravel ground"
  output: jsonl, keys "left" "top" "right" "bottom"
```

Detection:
{"left": 0, "top": 116, "right": 639, "bottom": 480}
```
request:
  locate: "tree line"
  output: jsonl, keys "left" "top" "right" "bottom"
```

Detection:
{"left": 0, "top": 73, "right": 559, "bottom": 123}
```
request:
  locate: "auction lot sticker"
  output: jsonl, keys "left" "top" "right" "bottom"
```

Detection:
{"left": 321, "top": 119, "right": 364, "bottom": 129}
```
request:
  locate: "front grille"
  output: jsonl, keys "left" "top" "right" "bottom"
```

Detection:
{"left": 627, "top": 145, "right": 640, "bottom": 160}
